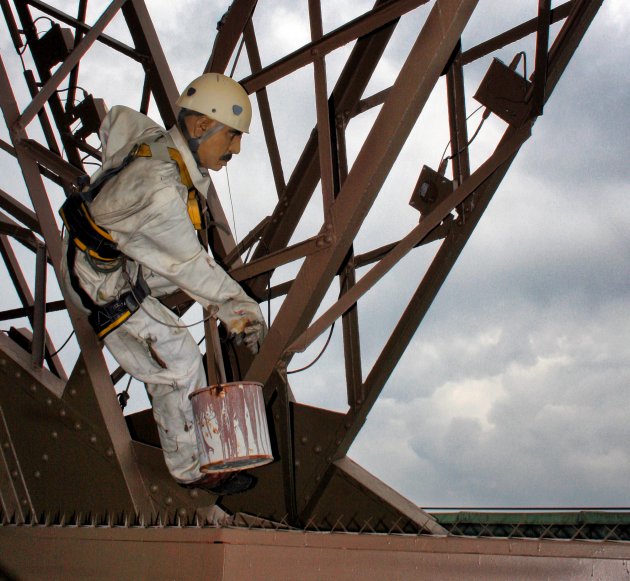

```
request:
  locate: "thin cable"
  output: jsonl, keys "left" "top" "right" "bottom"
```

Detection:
{"left": 224, "top": 165, "right": 239, "bottom": 246}
{"left": 228, "top": 36, "right": 246, "bottom": 78}
{"left": 33, "top": 16, "right": 54, "bottom": 32}
{"left": 439, "top": 103, "right": 484, "bottom": 168}
{"left": 287, "top": 322, "right": 335, "bottom": 375}
{"left": 56, "top": 86, "right": 88, "bottom": 100}
{"left": 48, "top": 330, "right": 75, "bottom": 357}
{"left": 251, "top": 237, "right": 273, "bottom": 327}
{"left": 122, "top": 266, "right": 214, "bottom": 330}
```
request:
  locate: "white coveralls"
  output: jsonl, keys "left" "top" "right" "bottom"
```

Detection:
{"left": 61, "top": 105, "right": 265, "bottom": 484}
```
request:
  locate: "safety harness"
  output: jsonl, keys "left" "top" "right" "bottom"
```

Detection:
{"left": 60, "top": 141, "right": 207, "bottom": 339}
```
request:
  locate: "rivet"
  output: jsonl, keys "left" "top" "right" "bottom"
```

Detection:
{"left": 356, "top": 399, "right": 363, "bottom": 405}
{"left": 30, "top": 384, "right": 37, "bottom": 392}
{"left": 326, "top": 456, "right": 332, "bottom": 463}
{"left": 189, "top": 489, "right": 199, "bottom": 499}
{"left": 11, "top": 470, "right": 18, "bottom": 478}
{"left": 3, "top": 442, "right": 9, "bottom": 449}
{"left": 74, "top": 422, "right": 81, "bottom": 431}
{"left": 315, "top": 475, "right": 321, "bottom": 482}
{"left": 51, "top": 431, "right": 58, "bottom": 439}
{"left": 59, "top": 409, "right": 66, "bottom": 417}
{"left": 178, "top": 508, "right": 187, "bottom": 517}
{"left": 90, "top": 435, "right": 97, "bottom": 444}
{"left": 345, "top": 422, "right": 351, "bottom": 429}
{"left": 106, "top": 447, "right": 114, "bottom": 457}
{"left": 42, "top": 454, "right": 49, "bottom": 462}
{"left": 69, "top": 388, "right": 77, "bottom": 396}
{"left": 301, "top": 436, "right": 308, "bottom": 444}
{"left": 21, "top": 498, "right": 28, "bottom": 506}
{"left": 335, "top": 439, "right": 341, "bottom": 446}
{"left": 294, "top": 460, "right": 301, "bottom": 467}
{"left": 46, "top": 398, "right": 53, "bottom": 406}
{"left": 15, "top": 371, "right": 21, "bottom": 379}
{"left": 150, "top": 484, "right": 159, "bottom": 493}
{"left": 165, "top": 496, "right": 173, "bottom": 505}
{"left": 314, "top": 445, "right": 322, "bottom": 454}
{"left": 0, "top": 358, "right": 6, "bottom": 366}
{"left": 79, "top": 368, "right": 86, "bottom": 376}
{"left": 274, "top": 414, "right": 280, "bottom": 421}
{"left": 34, "top": 471, "right": 41, "bottom": 478}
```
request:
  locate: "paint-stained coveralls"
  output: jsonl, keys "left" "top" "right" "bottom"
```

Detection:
{"left": 61, "top": 105, "right": 265, "bottom": 484}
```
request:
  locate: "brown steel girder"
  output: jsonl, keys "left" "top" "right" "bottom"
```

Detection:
{"left": 0, "top": 0, "right": 603, "bottom": 533}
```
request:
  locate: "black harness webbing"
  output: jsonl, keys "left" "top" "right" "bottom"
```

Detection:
{"left": 66, "top": 243, "right": 150, "bottom": 339}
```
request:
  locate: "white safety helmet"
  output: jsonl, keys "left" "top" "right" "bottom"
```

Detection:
{"left": 176, "top": 73, "right": 252, "bottom": 134}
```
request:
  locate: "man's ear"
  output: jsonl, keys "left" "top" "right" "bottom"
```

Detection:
{"left": 193, "top": 115, "right": 215, "bottom": 138}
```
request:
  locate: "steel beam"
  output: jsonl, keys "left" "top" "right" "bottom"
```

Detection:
{"left": 446, "top": 46, "right": 471, "bottom": 186}
{"left": 0, "top": 53, "right": 153, "bottom": 515}
{"left": 24, "top": 0, "right": 140, "bottom": 60}
{"left": 531, "top": 0, "right": 552, "bottom": 117}
{"left": 240, "top": 0, "right": 429, "bottom": 94}
{"left": 204, "top": 0, "right": 258, "bottom": 74}
{"left": 0, "top": 191, "right": 39, "bottom": 233}
{"left": 243, "top": 21, "right": 286, "bottom": 198}
{"left": 461, "top": 1, "right": 572, "bottom": 65}
{"left": 17, "top": 0, "right": 127, "bottom": 130}
{"left": 122, "top": 0, "right": 179, "bottom": 127}
{"left": 248, "top": 0, "right": 480, "bottom": 388}
{"left": 248, "top": 0, "right": 401, "bottom": 297}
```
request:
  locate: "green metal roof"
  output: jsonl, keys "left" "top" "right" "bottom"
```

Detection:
{"left": 432, "top": 511, "right": 630, "bottom": 542}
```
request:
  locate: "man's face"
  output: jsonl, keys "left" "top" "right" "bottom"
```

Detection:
{"left": 192, "top": 117, "right": 243, "bottom": 171}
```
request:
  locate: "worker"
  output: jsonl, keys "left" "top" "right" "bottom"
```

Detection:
{"left": 60, "top": 73, "right": 266, "bottom": 495}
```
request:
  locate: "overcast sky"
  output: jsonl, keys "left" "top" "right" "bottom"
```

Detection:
{"left": 1, "top": 0, "right": 628, "bottom": 510}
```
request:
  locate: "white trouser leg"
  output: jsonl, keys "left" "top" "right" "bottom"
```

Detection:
{"left": 104, "top": 296, "right": 207, "bottom": 483}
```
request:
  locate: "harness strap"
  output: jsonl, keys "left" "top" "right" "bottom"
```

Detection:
{"left": 135, "top": 143, "right": 207, "bottom": 230}
{"left": 66, "top": 242, "right": 150, "bottom": 340}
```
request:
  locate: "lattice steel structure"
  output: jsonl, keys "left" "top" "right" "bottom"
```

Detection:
{"left": 0, "top": 0, "right": 604, "bottom": 536}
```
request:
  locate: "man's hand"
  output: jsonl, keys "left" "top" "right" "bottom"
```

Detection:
{"left": 218, "top": 297, "right": 267, "bottom": 354}
{"left": 230, "top": 320, "right": 267, "bottom": 354}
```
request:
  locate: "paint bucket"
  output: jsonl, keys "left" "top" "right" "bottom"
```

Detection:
{"left": 189, "top": 381, "right": 273, "bottom": 473}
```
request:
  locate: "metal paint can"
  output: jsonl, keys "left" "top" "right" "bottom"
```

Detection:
{"left": 189, "top": 381, "right": 273, "bottom": 473}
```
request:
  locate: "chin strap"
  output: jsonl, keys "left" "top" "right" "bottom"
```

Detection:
{"left": 178, "top": 110, "right": 225, "bottom": 166}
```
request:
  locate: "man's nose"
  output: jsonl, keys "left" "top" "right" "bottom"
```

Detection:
{"left": 229, "top": 135, "right": 242, "bottom": 155}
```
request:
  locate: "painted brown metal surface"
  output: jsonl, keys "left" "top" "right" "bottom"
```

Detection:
{"left": 1, "top": 524, "right": 630, "bottom": 580}
{"left": 0, "top": 2, "right": 610, "bottom": 571}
